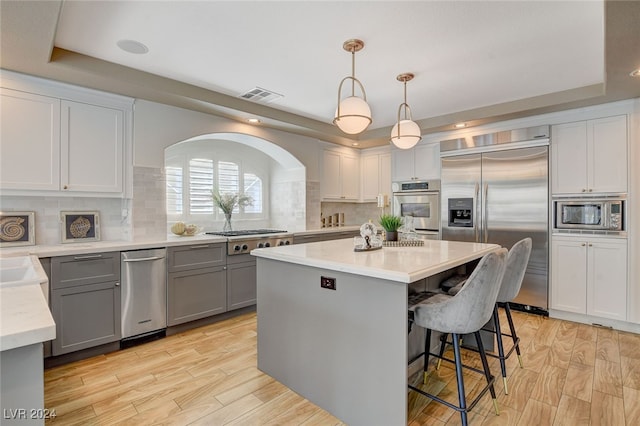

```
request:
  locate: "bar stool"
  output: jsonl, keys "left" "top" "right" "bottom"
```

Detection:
{"left": 437, "top": 238, "right": 532, "bottom": 395}
{"left": 409, "top": 248, "right": 507, "bottom": 426}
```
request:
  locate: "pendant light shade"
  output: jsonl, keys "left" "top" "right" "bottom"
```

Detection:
{"left": 390, "top": 73, "right": 421, "bottom": 150}
{"left": 391, "top": 119, "right": 421, "bottom": 149}
{"left": 334, "top": 39, "right": 372, "bottom": 134}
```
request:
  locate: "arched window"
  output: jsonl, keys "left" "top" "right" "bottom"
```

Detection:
{"left": 166, "top": 148, "right": 266, "bottom": 220}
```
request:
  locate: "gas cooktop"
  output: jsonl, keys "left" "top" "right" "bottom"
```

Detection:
{"left": 205, "top": 229, "right": 287, "bottom": 237}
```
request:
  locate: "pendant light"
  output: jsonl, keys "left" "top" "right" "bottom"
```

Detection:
{"left": 333, "top": 39, "right": 372, "bottom": 134}
{"left": 390, "top": 73, "right": 422, "bottom": 149}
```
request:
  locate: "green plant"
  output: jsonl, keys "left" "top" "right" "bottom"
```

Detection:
{"left": 378, "top": 214, "right": 402, "bottom": 232}
{"left": 211, "top": 189, "right": 253, "bottom": 215}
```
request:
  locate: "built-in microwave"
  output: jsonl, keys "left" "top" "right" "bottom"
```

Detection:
{"left": 554, "top": 198, "right": 625, "bottom": 233}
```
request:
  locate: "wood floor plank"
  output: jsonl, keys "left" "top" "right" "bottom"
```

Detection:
{"left": 529, "top": 364, "right": 567, "bottom": 406}
{"left": 516, "top": 399, "right": 557, "bottom": 426}
{"left": 593, "top": 358, "right": 623, "bottom": 398}
{"left": 595, "top": 328, "right": 621, "bottom": 363}
{"left": 590, "top": 390, "right": 625, "bottom": 426}
{"left": 570, "top": 338, "right": 597, "bottom": 367}
{"left": 620, "top": 356, "right": 640, "bottom": 391}
{"left": 552, "top": 394, "right": 591, "bottom": 426}
{"left": 623, "top": 386, "right": 640, "bottom": 426}
{"left": 563, "top": 362, "right": 594, "bottom": 402}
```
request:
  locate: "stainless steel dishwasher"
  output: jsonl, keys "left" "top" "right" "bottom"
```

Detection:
{"left": 121, "top": 248, "right": 167, "bottom": 340}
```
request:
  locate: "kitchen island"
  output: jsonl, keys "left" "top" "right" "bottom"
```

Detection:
{"left": 252, "top": 238, "right": 500, "bottom": 425}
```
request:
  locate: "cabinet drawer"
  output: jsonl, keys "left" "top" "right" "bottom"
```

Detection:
{"left": 167, "top": 243, "right": 226, "bottom": 272}
{"left": 51, "top": 252, "right": 120, "bottom": 289}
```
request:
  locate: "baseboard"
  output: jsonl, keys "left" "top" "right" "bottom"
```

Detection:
{"left": 549, "top": 309, "right": 640, "bottom": 334}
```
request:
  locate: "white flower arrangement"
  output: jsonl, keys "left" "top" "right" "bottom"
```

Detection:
{"left": 211, "top": 190, "right": 253, "bottom": 215}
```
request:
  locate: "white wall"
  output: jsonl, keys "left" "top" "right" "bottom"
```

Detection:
{"left": 133, "top": 100, "right": 322, "bottom": 180}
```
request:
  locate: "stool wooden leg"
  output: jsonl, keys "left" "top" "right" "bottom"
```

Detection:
{"left": 474, "top": 331, "right": 500, "bottom": 416}
{"left": 451, "top": 333, "right": 469, "bottom": 426}
{"left": 423, "top": 328, "right": 432, "bottom": 384}
{"left": 504, "top": 303, "right": 523, "bottom": 368}
{"left": 493, "top": 306, "right": 508, "bottom": 394}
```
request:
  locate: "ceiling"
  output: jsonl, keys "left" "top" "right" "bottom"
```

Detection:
{"left": 1, "top": 1, "right": 639, "bottom": 148}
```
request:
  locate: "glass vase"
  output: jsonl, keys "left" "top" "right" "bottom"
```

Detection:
{"left": 223, "top": 213, "right": 232, "bottom": 232}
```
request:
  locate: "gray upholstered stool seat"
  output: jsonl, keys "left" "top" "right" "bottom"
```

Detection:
{"left": 436, "top": 238, "right": 533, "bottom": 395}
{"left": 408, "top": 248, "right": 507, "bottom": 426}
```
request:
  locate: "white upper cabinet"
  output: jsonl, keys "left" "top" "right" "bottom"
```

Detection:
{"left": 391, "top": 142, "right": 440, "bottom": 182}
{"left": 321, "top": 149, "right": 360, "bottom": 201}
{"left": 0, "top": 88, "right": 61, "bottom": 191}
{"left": 552, "top": 115, "right": 627, "bottom": 194}
{"left": 61, "top": 100, "right": 124, "bottom": 193}
{"left": 0, "top": 71, "right": 133, "bottom": 197}
{"left": 361, "top": 150, "right": 391, "bottom": 202}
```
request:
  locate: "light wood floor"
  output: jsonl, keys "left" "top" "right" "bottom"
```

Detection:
{"left": 44, "top": 310, "right": 640, "bottom": 425}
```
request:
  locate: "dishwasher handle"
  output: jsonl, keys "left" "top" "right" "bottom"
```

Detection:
{"left": 122, "top": 256, "right": 165, "bottom": 263}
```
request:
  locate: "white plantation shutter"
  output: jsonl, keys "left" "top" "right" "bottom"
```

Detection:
{"left": 217, "top": 161, "right": 240, "bottom": 213}
{"left": 244, "top": 173, "right": 262, "bottom": 213}
{"left": 189, "top": 158, "right": 214, "bottom": 214}
{"left": 165, "top": 166, "right": 183, "bottom": 215}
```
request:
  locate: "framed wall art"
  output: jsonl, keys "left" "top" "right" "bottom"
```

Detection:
{"left": 0, "top": 211, "right": 35, "bottom": 247}
{"left": 61, "top": 211, "right": 101, "bottom": 243}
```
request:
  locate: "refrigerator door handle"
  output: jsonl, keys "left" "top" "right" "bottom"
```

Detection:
{"left": 474, "top": 182, "right": 480, "bottom": 242}
{"left": 483, "top": 182, "right": 489, "bottom": 243}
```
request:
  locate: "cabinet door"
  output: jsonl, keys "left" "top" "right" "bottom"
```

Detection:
{"left": 61, "top": 100, "right": 124, "bottom": 193}
{"left": 322, "top": 151, "right": 342, "bottom": 199}
{"left": 341, "top": 154, "right": 360, "bottom": 200}
{"left": 0, "top": 89, "right": 61, "bottom": 190}
{"left": 227, "top": 261, "right": 257, "bottom": 311}
{"left": 550, "top": 238, "right": 587, "bottom": 314}
{"left": 588, "top": 115, "right": 627, "bottom": 193}
{"left": 391, "top": 148, "right": 415, "bottom": 182}
{"left": 414, "top": 143, "right": 440, "bottom": 180}
{"left": 551, "top": 121, "right": 588, "bottom": 194}
{"left": 167, "top": 266, "right": 227, "bottom": 326}
{"left": 379, "top": 153, "right": 392, "bottom": 198}
{"left": 361, "top": 154, "right": 380, "bottom": 201}
{"left": 51, "top": 281, "right": 121, "bottom": 355}
{"left": 587, "top": 239, "right": 627, "bottom": 321}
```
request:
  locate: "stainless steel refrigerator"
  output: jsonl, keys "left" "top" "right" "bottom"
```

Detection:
{"left": 440, "top": 128, "right": 549, "bottom": 312}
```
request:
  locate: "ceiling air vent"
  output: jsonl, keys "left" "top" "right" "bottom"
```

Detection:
{"left": 239, "top": 87, "right": 283, "bottom": 103}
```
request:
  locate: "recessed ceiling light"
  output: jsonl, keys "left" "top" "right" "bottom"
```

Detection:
{"left": 454, "top": 122, "right": 467, "bottom": 128}
{"left": 351, "top": 142, "right": 360, "bottom": 147}
{"left": 117, "top": 39, "right": 149, "bottom": 54}
{"left": 247, "top": 118, "right": 261, "bottom": 124}
{"left": 630, "top": 68, "right": 640, "bottom": 77}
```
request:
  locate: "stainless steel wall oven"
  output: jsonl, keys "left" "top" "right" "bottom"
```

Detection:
{"left": 392, "top": 180, "right": 440, "bottom": 239}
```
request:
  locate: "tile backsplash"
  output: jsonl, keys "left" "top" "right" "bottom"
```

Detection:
{"left": 0, "top": 196, "right": 130, "bottom": 246}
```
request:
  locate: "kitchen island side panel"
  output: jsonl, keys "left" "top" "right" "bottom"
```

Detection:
{"left": 256, "top": 257, "right": 408, "bottom": 426}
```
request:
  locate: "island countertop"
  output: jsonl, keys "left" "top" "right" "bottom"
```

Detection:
{"left": 251, "top": 238, "right": 501, "bottom": 283}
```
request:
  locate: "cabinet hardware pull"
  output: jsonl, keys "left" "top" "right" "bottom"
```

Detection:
{"left": 582, "top": 189, "right": 586, "bottom": 192}
{"left": 115, "top": 282, "right": 120, "bottom": 286}
{"left": 63, "top": 185, "right": 68, "bottom": 190}
{"left": 73, "top": 254, "right": 103, "bottom": 260}
{"left": 122, "top": 256, "right": 164, "bottom": 262}
{"left": 588, "top": 243, "right": 593, "bottom": 247}
{"left": 189, "top": 245, "right": 210, "bottom": 249}
{"left": 581, "top": 243, "right": 586, "bottom": 246}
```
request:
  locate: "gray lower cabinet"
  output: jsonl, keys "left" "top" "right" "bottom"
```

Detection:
{"left": 50, "top": 252, "right": 121, "bottom": 356}
{"left": 226, "top": 259, "right": 257, "bottom": 311}
{"left": 167, "top": 243, "right": 227, "bottom": 326}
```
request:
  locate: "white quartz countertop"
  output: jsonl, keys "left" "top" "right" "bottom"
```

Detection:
{"left": 1, "top": 256, "right": 55, "bottom": 352}
{"left": 0, "top": 234, "right": 228, "bottom": 258}
{"left": 251, "top": 238, "right": 501, "bottom": 283}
